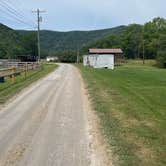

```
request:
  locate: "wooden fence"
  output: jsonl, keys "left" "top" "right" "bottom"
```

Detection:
{"left": 0, "top": 62, "right": 41, "bottom": 83}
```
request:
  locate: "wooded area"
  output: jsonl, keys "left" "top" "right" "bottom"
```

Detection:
{"left": 83, "top": 17, "right": 166, "bottom": 67}
{"left": 0, "top": 17, "right": 166, "bottom": 67}
{"left": 0, "top": 24, "right": 37, "bottom": 60}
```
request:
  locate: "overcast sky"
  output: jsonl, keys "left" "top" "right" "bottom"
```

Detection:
{"left": 0, "top": 0, "right": 165, "bottom": 31}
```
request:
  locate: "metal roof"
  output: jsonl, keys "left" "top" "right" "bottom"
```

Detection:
{"left": 89, "top": 48, "right": 123, "bottom": 54}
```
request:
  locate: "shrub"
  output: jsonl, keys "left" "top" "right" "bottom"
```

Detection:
{"left": 157, "top": 50, "right": 166, "bottom": 68}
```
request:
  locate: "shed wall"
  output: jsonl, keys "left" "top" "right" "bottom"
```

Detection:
{"left": 83, "top": 54, "right": 114, "bottom": 69}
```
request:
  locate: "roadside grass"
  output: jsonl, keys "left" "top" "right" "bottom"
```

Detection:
{"left": 126, "top": 59, "right": 156, "bottom": 66}
{"left": 0, "top": 63, "right": 57, "bottom": 104}
{"left": 76, "top": 60, "right": 166, "bottom": 166}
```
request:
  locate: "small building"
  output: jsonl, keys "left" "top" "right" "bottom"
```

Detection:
{"left": 46, "top": 56, "right": 58, "bottom": 62}
{"left": 83, "top": 48, "right": 123, "bottom": 69}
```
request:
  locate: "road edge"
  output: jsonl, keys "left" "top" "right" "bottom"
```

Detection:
{"left": 75, "top": 66, "right": 113, "bottom": 166}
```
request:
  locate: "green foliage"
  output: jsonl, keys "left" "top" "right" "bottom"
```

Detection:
{"left": 0, "top": 17, "right": 166, "bottom": 65}
{"left": 83, "top": 17, "right": 166, "bottom": 65}
{"left": 82, "top": 23, "right": 144, "bottom": 59}
{"left": 0, "top": 23, "right": 20, "bottom": 59}
{"left": 0, "top": 48, "right": 6, "bottom": 58}
{"left": 18, "top": 32, "right": 38, "bottom": 57}
{"left": 121, "top": 24, "right": 143, "bottom": 59}
{"left": 156, "top": 25, "right": 166, "bottom": 67}
{"left": 82, "top": 34, "right": 122, "bottom": 54}
{"left": 143, "top": 17, "right": 166, "bottom": 59}
{"left": 17, "top": 26, "right": 126, "bottom": 57}
{"left": 157, "top": 50, "right": 166, "bottom": 67}
{"left": 0, "top": 24, "right": 38, "bottom": 59}
{"left": 51, "top": 50, "right": 77, "bottom": 63}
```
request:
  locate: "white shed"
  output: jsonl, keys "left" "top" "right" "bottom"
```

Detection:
{"left": 46, "top": 56, "right": 58, "bottom": 62}
{"left": 83, "top": 48, "right": 123, "bottom": 70}
{"left": 83, "top": 54, "right": 114, "bottom": 69}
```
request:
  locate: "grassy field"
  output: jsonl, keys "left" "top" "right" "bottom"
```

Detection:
{"left": 77, "top": 60, "right": 166, "bottom": 166}
{"left": 0, "top": 63, "right": 57, "bottom": 104}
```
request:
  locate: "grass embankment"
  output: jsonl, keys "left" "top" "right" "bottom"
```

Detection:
{"left": 0, "top": 63, "right": 57, "bottom": 103}
{"left": 77, "top": 60, "right": 166, "bottom": 166}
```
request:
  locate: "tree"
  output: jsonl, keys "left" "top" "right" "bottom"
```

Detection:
{"left": 0, "top": 47, "right": 6, "bottom": 59}
{"left": 19, "top": 32, "right": 38, "bottom": 57}
{"left": 143, "top": 17, "right": 166, "bottom": 59}
{"left": 81, "top": 17, "right": 166, "bottom": 61}
{"left": 51, "top": 50, "right": 77, "bottom": 63}
{"left": 121, "top": 24, "right": 142, "bottom": 59}
{"left": 157, "top": 34, "right": 166, "bottom": 67}
{"left": 81, "top": 34, "right": 121, "bottom": 55}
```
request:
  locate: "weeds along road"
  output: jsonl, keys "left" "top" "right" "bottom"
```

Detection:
{"left": 0, "top": 64, "right": 90, "bottom": 166}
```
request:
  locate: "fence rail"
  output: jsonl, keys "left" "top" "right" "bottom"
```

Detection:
{"left": 0, "top": 62, "right": 42, "bottom": 83}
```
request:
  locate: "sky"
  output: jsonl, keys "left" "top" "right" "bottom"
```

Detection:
{"left": 0, "top": 0, "right": 165, "bottom": 31}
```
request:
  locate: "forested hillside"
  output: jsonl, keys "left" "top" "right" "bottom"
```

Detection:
{"left": 0, "top": 24, "right": 37, "bottom": 59}
{"left": 83, "top": 17, "right": 166, "bottom": 66}
{"left": 17, "top": 26, "right": 126, "bottom": 56}
{"left": 0, "top": 17, "right": 165, "bottom": 66}
{"left": 0, "top": 24, "right": 20, "bottom": 59}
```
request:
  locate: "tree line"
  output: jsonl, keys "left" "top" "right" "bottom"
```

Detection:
{"left": 0, "top": 17, "right": 166, "bottom": 67}
{"left": 82, "top": 17, "right": 166, "bottom": 67}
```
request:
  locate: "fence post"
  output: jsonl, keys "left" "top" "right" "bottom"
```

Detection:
{"left": 24, "top": 63, "right": 27, "bottom": 79}
{"left": 12, "top": 66, "right": 15, "bottom": 83}
{"left": 32, "top": 63, "right": 34, "bottom": 70}
{"left": 39, "top": 62, "right": 43, "bottom": 70}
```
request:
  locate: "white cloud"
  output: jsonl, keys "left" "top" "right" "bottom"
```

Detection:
{"left": 0, "top": 0, "right": 165, "bottom": 30}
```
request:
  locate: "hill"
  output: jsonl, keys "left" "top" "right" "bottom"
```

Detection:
{"left": 17, "top": 26, "right": 126, "bottom": 55}
{"left": 83, "top": 17, "right": 166, "bottom": 64}
{"left": 1, "top": 17, "right": 165, "bottom": 63}
{"left": 0, "top": 24, "right": 20, "bottom": 59}
{"left": 0, "top": 23, "right": 126, "bottom": 59}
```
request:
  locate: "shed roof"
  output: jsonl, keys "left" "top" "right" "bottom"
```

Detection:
{"left": 89, "top": 48, "right": 123, "bottom": 54}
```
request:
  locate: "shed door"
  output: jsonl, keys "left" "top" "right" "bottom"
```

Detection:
{"left": 96, "top": 55, "right": 114, "bottom": 69}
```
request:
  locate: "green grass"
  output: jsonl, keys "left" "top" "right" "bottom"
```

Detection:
{"left": 126, "top": 59, "right": 157, "bottom": 66}
{"left": 0, "top": 63, "right": 57, "bottom": 103}
{"left": 77, "top": 60, "right": 166, "bottom": 166}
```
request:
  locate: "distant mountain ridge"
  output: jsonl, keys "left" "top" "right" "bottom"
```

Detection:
{"left": 17, "top": 25, "right": 126, "bottom": 54}
{"left": 0, "top": 17, "right": 165, "bottom": 61}
{"left": 0, "top": 23, "right": 126, "bottom": 58}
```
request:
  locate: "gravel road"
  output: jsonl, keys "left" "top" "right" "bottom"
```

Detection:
{"left": 0, "top": 64, "right": 91, "bottom": 166}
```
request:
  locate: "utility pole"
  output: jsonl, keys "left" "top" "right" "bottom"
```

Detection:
{"left": 142, "top": 24, "right": 145, "bottom": 64}
{"left": 32, "top": 9, "right": 46, "bottom": 62}
{"left": 77, "top": 49, "right": 80, "bottom": 63}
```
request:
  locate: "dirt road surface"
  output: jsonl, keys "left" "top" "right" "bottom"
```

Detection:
{"left": 0, "top": 64, "right": 93, "bottom": 166}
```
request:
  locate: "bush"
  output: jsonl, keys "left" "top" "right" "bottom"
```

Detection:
{"left": 157, "top": 50, "right": 166, "bottom": 68}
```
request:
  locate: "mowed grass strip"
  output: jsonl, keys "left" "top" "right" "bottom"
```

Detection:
{"left": 77, "top": 61, "right": 166, "bottom": 166}
{"left": 0, "top": 63, "right": 57, "bottom": 103}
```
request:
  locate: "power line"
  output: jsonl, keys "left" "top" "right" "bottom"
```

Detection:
{"left": 0, "top": 7, "right": 34, "bottom": 28}
{"left": 0, "top": 1, "right": 36, "bottom": 28}
{"left": 3, "top": 0, "right": 36, "bottom": 23}
{"left": 0, "top": 1, "right": 35, "bottom": 27}
{"left": 4, "top": 0, "right": 36, "bottom": 26}
{"left": 0, "top": 7, "right": 33, "bottom": 28}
